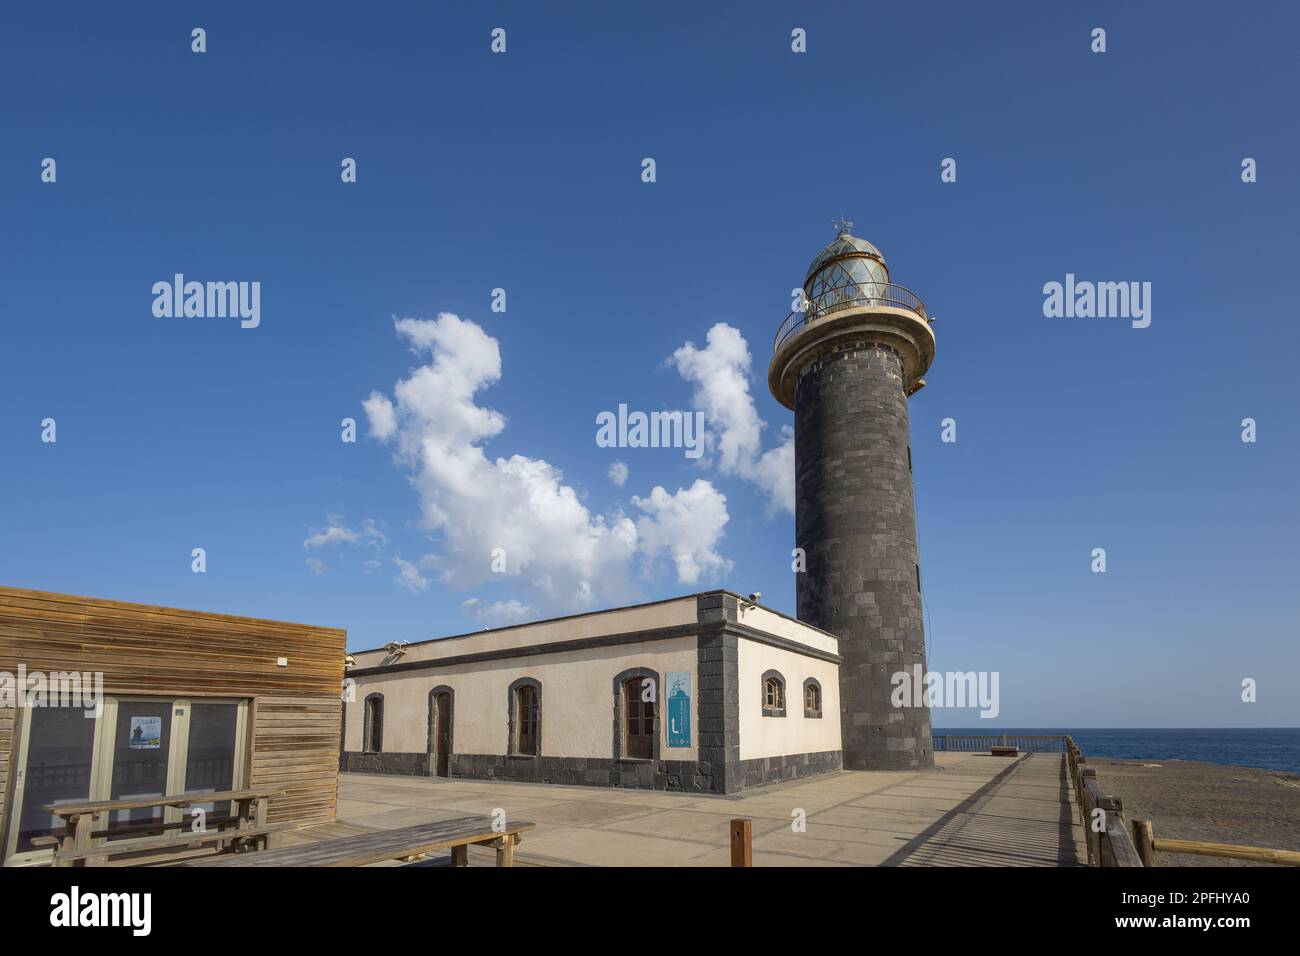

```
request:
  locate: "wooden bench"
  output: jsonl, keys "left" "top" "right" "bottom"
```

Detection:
{"left": 990, "top": 745, "right": 1019, "bottom": 757}
{"left": 45, "top": 788, "right": 284, "bottom": 867}
{"left": 183, "top": 816, "right": 536, "bottom": 867}
{"left": 50, "top": 823, "right": 292, "bottom": 867}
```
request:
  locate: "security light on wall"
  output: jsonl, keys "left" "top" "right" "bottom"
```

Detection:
{"left": 743, "top": 592, "right": 762, "bottom": 611}
{"left": 344, "top": 655, "right": 356, "bottom": 667}
{"left": 383, "top": 640, "right": 408, "bottom": 657}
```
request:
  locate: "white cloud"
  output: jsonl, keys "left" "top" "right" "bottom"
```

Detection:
{"left": 362, "top": 393, "right": 397, "bottom": 440}
{"left": 363, "top": 313, "right": 731, "bottom": 615}
{"left": 304, "top": 517, "right": 387, "bottom": 550}
{"left": 461, "top": 597, "right": 537, "bottom": 627}
{"left": 303, "top": 525, "right": 357, "bottom": 549}
{"left": 608, "top": 460, "right": 629, "bottom": 488}
{"left": 671, "top": 322, "right": 795, "bottom": 516}
{"left": 632, "top": 480, "right": 732, "bottom": 585}
{"left": 305, "top": 558, "right": 327, "bottom": 575}
{"left": 393, "top": 556, "right": 430, "bottom": 593}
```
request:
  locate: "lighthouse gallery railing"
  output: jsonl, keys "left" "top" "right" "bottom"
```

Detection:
{"left": 774, "top": 280, "right": 928, "bottom": 352}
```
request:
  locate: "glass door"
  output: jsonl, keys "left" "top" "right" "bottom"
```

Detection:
{"left": 2, "top": 707, "right": 98, "bottom": 864}
{"left": 180, "top": 701, "right": 246, "bottom": 821}
{"left": 104, "top": 698, "right": 179, "bottom": 834}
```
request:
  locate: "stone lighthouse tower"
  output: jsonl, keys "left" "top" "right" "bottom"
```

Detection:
{"left": 769, "top": 221, "right": 936, "bottom": 771}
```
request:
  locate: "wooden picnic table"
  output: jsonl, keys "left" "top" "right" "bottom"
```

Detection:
{"left": 183, "top": 815, "right": 536, "bottom": 867}
{"left": 44, "top": 788, "right": 284, "bottom": 866}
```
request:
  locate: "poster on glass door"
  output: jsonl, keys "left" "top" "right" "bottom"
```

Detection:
{"left": 128, "top": 716, "right": 162, "bottom": 749}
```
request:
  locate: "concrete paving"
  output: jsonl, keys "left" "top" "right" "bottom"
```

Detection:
{"left": 333, "top": 751, "right": 1086, "bottom": 866}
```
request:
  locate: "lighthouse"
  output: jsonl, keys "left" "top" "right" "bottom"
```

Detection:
{"left": 769, "top": 221, "right": 937, "bottom": 771}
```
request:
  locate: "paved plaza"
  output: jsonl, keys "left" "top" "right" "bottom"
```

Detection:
{"left": 325, "top": 752, "right": 1086, "bottom": 866}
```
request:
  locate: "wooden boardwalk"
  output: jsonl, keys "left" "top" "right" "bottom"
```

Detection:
{"left": 333, "top": 752, "right": 1085, "bottom": 867}
{"left": 883, "top": 752, "right": 1085, "bottom": 866}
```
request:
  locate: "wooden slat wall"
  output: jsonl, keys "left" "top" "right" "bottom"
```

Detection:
{"left": 0, "top": 706, "right": 12, "bottom": 839}
{"left": 0, "top": 586, "right": 347, "bottom": 844}
{"left": 249, "top": 696, "right": 343, "bottom": 827}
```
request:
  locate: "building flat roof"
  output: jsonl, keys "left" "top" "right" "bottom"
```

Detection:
{"left": 348, "top": 590, "right": 838, "bottom": 667}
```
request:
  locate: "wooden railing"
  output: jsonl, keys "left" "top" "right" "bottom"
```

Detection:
{"left": 1065, "top": 737, "right": 1144, "bottom": 867}
{"left": 1132, "top": 820, "right": 1300, "bottom": 867}
{"left": 1065, "top": 738, "right": 1299, "bottom": 867}
{"left": 935, "top": 735, "right": 1296, "bottom": 866}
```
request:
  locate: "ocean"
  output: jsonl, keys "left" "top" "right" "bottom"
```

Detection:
{"left": 932, "top": 727, "right": 1300, "bottom": 773}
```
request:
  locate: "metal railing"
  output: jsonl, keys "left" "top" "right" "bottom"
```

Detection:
{"left": 933, "top": 734, "right": 1067, "bottom": 753}
{"left": 775, "top": 280, "right": 928, "bottom": 352}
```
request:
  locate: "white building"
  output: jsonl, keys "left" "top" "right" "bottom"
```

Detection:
{"left": 341, "top": 591, "right": 841, "bottom": 794}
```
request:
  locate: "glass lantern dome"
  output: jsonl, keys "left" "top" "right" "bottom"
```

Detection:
{"left": 803, "top": 222, "right": 890, "bottom": 303}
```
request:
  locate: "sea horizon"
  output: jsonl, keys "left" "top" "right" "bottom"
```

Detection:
{"left": 932, "top": 727, "right": 1300, "bottom": 773}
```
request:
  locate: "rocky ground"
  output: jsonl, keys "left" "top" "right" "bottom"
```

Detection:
{"left": 1090, "top": 757, "right": 1300, "bottom": 867}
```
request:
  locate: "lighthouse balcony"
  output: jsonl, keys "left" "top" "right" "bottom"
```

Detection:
{"left": 774, "top": 280, "right": 929, "bottom": 353}
{"left": 768, "top": 279, "right": 935, "bottom": 409}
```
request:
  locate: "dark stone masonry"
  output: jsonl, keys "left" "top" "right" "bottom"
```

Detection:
{"left": 794, "top": 343, "right": 933, "bottom": 771}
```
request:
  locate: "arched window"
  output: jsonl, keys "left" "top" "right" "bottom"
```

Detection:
{"left": 803, "top": 678, "right": 823, "bottom": 718}
{"left": 761, "top": 670, "right": 786, "bottom": 718}
{"left": 612, "top": 668, "right": 660, "bottom": 761}
{"left": 507, "top": 678, "right": 541, "bottom": 756}
{"left": 363, "top": 693, "right": 384, "bottom": 753}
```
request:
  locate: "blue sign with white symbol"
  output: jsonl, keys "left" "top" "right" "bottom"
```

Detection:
{"left": 666, "top": 671, "right": 691, "bottom": 747}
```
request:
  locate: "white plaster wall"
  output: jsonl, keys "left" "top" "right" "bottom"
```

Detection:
{"left": 737, "top": 637, "right": 841, "bottom": 761}
{"left": 734, "top": 604, "right": 839, "bottom": 655}
{"left": 345, "top": 636, "right": 699, "bottom": 761}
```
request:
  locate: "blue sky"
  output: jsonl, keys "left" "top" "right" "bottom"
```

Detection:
{"left": 2, "top": 2, "right": 1296, "bottom": 727}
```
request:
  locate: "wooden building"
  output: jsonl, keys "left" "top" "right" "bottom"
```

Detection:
{"left": 0, "top": 586, "right": 346, "bottom": 866}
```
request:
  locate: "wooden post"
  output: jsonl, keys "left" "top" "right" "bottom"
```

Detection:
{"left": 254, "top": 795, "right": 268, "bottom": 828}
{"left": 1082, "top": 769, "right": 1099, "bottom": 865}
{"left": 1133, "top": 819, "right": 1155, "bottom": 867}
{"left": 730, "top": 818, "right": 753, "bottom": 867}
{"left": 495, "top": 835, "right": 516, "bottom": 868}
{"left": 450, "top": 844, "right": 469, "bottom": 867}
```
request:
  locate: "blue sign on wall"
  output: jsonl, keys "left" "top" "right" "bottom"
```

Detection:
{"left": 666, "top": 671, "right": 691, "bottom": 748}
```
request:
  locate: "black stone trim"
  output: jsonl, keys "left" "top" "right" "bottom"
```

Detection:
{"left": 446, "top": 754, "right": 720, "bottom": 792}
{"left": 696, "top": 591, "right": 738, "bottom": 624}
{"left": 736, "top": 750, "right": 842, "bottom": 790}
{"left": 760, "top": 669, "right": 787, "bottom": 718}
{"left": 803, "top": 677, "right": 823, "bottom": 718}
{"left": 611, "top": 667, "right": 660, "bottom": 762}
{"left": 362, "top": 692, "right": 384, "bottom": 753}
{"left": 340, "top": 749, "right": 841, "bottom": 793}
{"left": 427, "top": 685, "right": 454, "bottom": 776}
{"left": 341, "top": 751, "right": 427, "bottom": 775}
{"left": 506, "top": 676, "right": 541, "bottom": 757}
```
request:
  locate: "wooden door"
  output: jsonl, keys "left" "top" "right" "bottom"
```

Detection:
{"left": 623, "top": 678, "right": 654, "bottom": 759}
{"left": 434, "top": 693, "right": 451, "bottom": 777}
